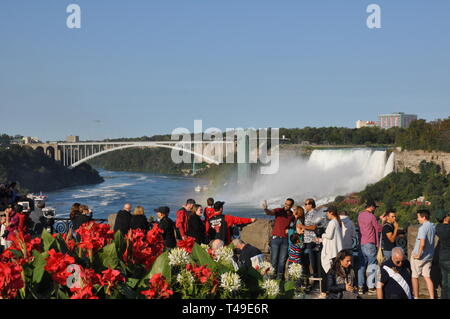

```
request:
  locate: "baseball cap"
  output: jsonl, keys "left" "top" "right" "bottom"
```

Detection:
{"left": 324, "top": 205, "right": 338, "bottom": 214}
{"left": 213, "top": 201, "right": 225, "bottom": 211}
{"left": 154, "top": 206, "right": 170, "bottom": 215}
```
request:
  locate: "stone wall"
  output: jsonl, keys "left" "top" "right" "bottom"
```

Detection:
{"left": 108, "top": 213, "right": 117, "bottom": 229}
{"left": 395, "top": 149, "right": 450, "bottom": 174}
{"left": 239, "top": 219, "right": 274, "bottom": 253}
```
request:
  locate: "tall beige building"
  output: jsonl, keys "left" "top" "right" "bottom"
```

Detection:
{"left": 66, "top": 135, "right": 80, "bottom": 143}
{"left": 378, "top": 112, "right": 417, "bottom": 129}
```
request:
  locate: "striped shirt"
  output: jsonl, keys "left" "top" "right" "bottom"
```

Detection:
{"left": 288, "top": 243, "right": 302, "bottom": 264}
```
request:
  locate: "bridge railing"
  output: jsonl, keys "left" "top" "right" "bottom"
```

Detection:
{"left": 52, "top": 218, "right": 108, "bottom": 234}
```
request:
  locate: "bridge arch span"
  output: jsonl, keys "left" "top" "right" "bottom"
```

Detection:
{"left": 68, "top": 143, "right": 221, "bottom": 169}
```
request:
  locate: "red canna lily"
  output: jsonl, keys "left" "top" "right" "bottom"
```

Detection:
{"left": 70, "top": 286, "right": 99, "bottom": 299}
{"left": 141, "top": 273, "right": 173, "bottom": 299}
{"left": 177, "top": 236, "right": 195, "bottom": 253}
{"left": 44, "top": 249, "right": 75, "bottom": 286}
{"left": 0, "top": 261, "right": 25, "bottom": 299}
{"left": 123, "top": 225, "right": 165, "bottom": 270}
{"left": 101, "top": 268, "right": 125, "bottom": 292}
{"left": 185, "top": 264, "right": 214, "bottom": 284}
{"left": 76, "top": 222, "right": 114, "bottom": 253}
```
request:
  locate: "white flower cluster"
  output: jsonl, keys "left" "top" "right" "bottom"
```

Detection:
{"left": 168, "top": 247, "right": 190, "bottom": 266}
{"left": 176, "top": 269, "right": 195, "bottom": 286}
{"left": 261, "top": 279, "right": 280, "bottom": 298}
{"left": 220, "top": 272, "right": 241, "bottom": 293}
{"left": 200, "top": 244, "right": 210, "bottom": 252}
{"left": 288, "top": 263, "right": 303, "bottom": 281}
{"left": 256, "top": 261, "right": 275, "bottom": 277}
{"left": 214, "top": 246, "right": 234, "bottom": 264}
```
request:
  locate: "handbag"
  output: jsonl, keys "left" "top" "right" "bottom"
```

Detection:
{"left": 377, "top": 228, "right": 385, "bottom": 265}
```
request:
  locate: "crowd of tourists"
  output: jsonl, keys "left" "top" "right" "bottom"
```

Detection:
{"left": 112, "top": 198, "right": 256, "bottom": 249}
{"left": 262, "top": 197, "right": 450, "bottom": 299}
{"left": 106, "top": 196, "right": 450, "bottom": 299}
{"left": 0, "top": 182, "right": 36, "bottom": 251}
{"left": 1, "top": 186, "right": 449, "bottom": 299}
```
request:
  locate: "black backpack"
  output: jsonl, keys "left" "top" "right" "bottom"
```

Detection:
{"left": 208, "top": 214, "right": 228, "bottom": 243}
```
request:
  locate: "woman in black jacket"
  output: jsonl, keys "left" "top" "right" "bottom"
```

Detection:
{"left": 326, "top": 249, "right": 359, "bottom": 299}
{"left": 130, "top": 206, "right": 149, "bottom": 231}
{"left": 155, "top": 206, "right": 177, "bottom": 249}
{"left": 186, "top": 204, "right": 207, "bottom": 244}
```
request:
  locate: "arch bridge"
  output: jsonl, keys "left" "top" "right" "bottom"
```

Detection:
{"left": 26, "top": 141, "right": 233, "bottom": 169}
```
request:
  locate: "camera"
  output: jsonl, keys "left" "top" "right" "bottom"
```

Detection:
{"left": 41, "top": 207, "right": 56, "bottom": 232}
{"left": 17, "top": 201, "right": 30, "bottom": 213}
{"left": 311, "top": 209, "right": 329, "bottom": 238}
{"left": 42, "top": 207, "right": 56, "bottom": 219}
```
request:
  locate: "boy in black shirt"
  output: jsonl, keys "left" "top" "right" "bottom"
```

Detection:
{"left": 382, "top": 210, "right": 399, "bottom": 259}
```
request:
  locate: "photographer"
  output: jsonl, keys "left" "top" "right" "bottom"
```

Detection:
{"left": 232, "top": 238, "right": 263, "bottom": 269}
{"left": 3, "top": 204, "right": 19, "bottom": 248}
{"left": 29, "top": 201, "right": 45, "bottom": 237}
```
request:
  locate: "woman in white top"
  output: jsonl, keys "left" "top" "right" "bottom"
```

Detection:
{"left": 320, "top": 206, "right": 344, "bottom": 274}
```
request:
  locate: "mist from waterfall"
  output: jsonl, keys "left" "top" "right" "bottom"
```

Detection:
{"left": 220, "top": 148, "right": 394, "bottom": 207}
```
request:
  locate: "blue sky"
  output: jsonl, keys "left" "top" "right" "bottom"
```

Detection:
{"left": 1, "top": 0, "right": 449, "bottom": 141}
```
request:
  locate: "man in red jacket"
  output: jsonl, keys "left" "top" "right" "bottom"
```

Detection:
{"left": 204, "top": 197, "right": 215, "bottom": 221}
{"left": 175, "top": 199, "right": 196, "bottom": 240}
{"left": 206, "top": 201, "right": 255, "bottom": 245}
{"left": 263, "top": 198, "right": 294, "bottom": 280}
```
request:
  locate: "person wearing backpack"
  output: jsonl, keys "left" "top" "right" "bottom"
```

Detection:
{"left": 206, "top": 201, "right": 255, "bottom": 245}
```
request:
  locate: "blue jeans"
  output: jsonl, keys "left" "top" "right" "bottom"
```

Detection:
{"left": 270, "top": 237, "right": 289, "bottom": 279}
{"left": 304, "top": 242, "right": 318, "bottom": 277}
{"left": 358, "top": 243, "right": 377, "bottom": 289}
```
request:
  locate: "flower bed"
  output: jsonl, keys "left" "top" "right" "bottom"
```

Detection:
{"left": 0, "top": 221, "right": 300, "bottom": 299}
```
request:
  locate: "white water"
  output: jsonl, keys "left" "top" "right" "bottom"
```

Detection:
{"left": 222, "top": 148, "right": 394, "bottom": 207}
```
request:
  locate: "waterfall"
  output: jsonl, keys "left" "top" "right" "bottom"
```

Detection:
{"left": 223, "top": 148, "right": 393, "bottom": 206}
{"left": 383, "top": 152, "right": 395, "bottom": 177}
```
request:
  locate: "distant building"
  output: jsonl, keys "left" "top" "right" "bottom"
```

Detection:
{"left": 356, "top": 120, "right": 379, "bottom": 129}
{"left": 22, "top": 136, "right": 42, "bottom": 144}
{"left": 378, "top": 112, "right": 417, "bottom": 129}
{"left": 66, "top": 135, "right": 80, "bottom": 143}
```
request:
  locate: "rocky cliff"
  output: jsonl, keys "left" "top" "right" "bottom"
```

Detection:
{"left": 394, "top": 149, "right": 450, "bottom": 174}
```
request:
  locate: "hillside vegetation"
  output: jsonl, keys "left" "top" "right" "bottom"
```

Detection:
{"left": 0, "top": 145, "right": 103, "bottom": 193}
{"left": 334, "top": 161, "right": 450, "bottom": 228}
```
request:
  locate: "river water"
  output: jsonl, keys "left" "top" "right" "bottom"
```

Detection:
{"left": 45, "top": 169, "right": 264, "bottom": 220}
